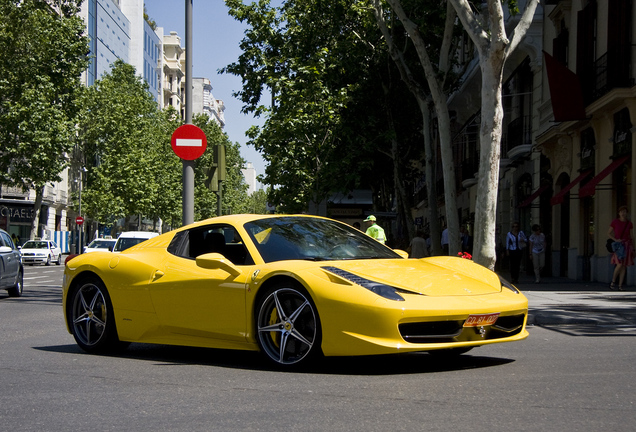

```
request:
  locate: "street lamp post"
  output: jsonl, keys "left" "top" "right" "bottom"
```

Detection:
{"left": 78, "top": 167, "right": 87, "bottom": 254}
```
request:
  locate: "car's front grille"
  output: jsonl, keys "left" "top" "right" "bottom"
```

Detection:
{"left": 399, "top": 314, "right": 525, "bottom": 344}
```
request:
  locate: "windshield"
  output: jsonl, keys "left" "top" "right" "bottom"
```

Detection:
{"left": 114, "top": 237, "right": 147, "bottom": 252}
{"left": 88, "top": 240, "right": 115, "bottom": 249}
{"left": 244, "top": 217, "right": 400, "bottom": 263}
{"left": 22, "top": 241, "right": 48, "bottom": 249}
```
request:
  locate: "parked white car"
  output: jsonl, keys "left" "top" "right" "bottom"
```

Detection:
{"left": 113, "top": 231, "right": 159, "bottom": 253}
{"left": 20, "top": 240, "right": 63, "bottom": 266}
{"left": 83, "top": 238, "right": 117, "bottom": 253}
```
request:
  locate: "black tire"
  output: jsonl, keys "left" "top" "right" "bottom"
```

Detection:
{"left": 7, "top": 269, "right": 23, "bottom": 297}
{"left": 256, "top": 283, "right": 322, "bottom": 367}
{"left": 67, "top": 276, "right": 121, "bottom": 353}
{"left": 45, "top": 255, "right": 51, "bottom": 266}
{"left": 56, "top": 254, "right": 62, "bottom": 265}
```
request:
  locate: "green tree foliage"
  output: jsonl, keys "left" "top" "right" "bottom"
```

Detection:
{"left": 224, "top": 0, "right": 421, "bottom": 223}
{"left": 77, "top": 60, "right": 180, "bottom": 225}
{"left": 0, "top": 0, "right": 89, "bottom": 237}
{"left": 192, "top": 114, "right": 249, "bottom": 219}
{"left": 246, "top": 188, "right": 269, "bottom": 214}
{"left": 77, "top": 63, "right": 251, "bottom": 228}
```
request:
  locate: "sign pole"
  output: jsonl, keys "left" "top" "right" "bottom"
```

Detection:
{"left": 182, "top": 0, "right": 194, "bottom": 225}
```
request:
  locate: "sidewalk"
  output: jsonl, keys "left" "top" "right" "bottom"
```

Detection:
{"left": 500, "top": 274, "right": 636, "bottom": 327}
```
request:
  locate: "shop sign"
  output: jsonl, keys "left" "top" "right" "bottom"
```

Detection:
{"left": 0, "top": 205, "right": 35, "bottom": 223}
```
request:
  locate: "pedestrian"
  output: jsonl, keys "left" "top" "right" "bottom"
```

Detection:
{"left": 608, "top": 205, "right": 633, "bottom": 291}
{"left": 408, "top": 230, "right": 429, "bottom": 258}
{"left": 441, "top": 227, "right": 449, "bottom": 255}
{"left": 425, "top": 233, "right": 432, "bottom": 256}
{"left": 506, "top": 222, "right": 527, "bottom": 284}
{"left": 460, "top": 225, "right": 473, "bottom": 254}
{"left": 11, "top": 233, "right": 17, "bottom": 246}
{"left": 364, "top": 215, "right": 386, "bottom": 244}
{"left": 529, "top": 224, "right": 546, "bottom": 283}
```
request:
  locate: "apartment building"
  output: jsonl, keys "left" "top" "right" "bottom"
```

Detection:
{"left": 413, "top": 0, "right": 636, "bottom": 284}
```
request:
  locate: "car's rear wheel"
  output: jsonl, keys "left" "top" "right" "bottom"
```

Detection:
{"left": 67, "top": 276, "right": 121, "bottom": 353}
{"left": 7, "top": 269, "right": 23, "bottom": 297}
{"left": 256, "top": 284, "right": 321, "bottom": 367}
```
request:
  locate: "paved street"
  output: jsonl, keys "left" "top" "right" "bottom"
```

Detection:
{"left": 1, "top": 264, "right": 635, "bottom": 431}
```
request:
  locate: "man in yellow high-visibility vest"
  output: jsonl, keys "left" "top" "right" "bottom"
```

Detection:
{"left": 364, "top": 215, "right": 386, "bottom": 244}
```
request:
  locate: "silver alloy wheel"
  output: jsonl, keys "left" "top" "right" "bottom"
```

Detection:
{"left": 257, "top": 288, "right": 318, "bottom": 365}
{"left": 71, "top": 282, "right": 108, "bottom": 348}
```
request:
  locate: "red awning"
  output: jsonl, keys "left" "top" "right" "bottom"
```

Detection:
{"left": 579, "top": 155, "right": 630, "bottom": 198}
{"left": 550, "top": 170, "right": 593, "bottom": 205}
{"left": 543, "top": 51, "right": 587, "bottom": 122}
{"left": 517, "top": 185, "right": 549, "bottom": 208}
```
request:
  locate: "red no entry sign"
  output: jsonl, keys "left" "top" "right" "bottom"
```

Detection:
{"left": 171, "top": 124, "right": 207, "bottom": 160}
{"left": 76, "top": 216, "right": 84, "bottom": 225}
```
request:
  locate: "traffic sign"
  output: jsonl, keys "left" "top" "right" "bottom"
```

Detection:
{"left": 171, "top": 124, "right": 207, "bottom": 160}
{"left": 76, "top": 216, "right": 84, "bottom": 225}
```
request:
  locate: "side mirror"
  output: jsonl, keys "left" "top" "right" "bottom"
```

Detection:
{"left": 0, "top": 246, "right": 13, "bottom": 253}
{"left": 196, "top": 253, "right": 241, "bottom": 277}
{"left": 393, "top": 249, "right": 409, "bottom": 259}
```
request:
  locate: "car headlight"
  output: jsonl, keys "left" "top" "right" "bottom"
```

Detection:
{"left": 499, "top": 275, "right": 520, "bottom": 294}
{"left": 322, "top": 266, "right": 408, "bottom": 301}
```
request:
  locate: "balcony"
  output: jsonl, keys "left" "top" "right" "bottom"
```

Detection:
{"left": 504, "top": 115, "right": 533, "bottom": 161}
{"left": 461, "top": 156, "right": 479, "bottom": 188}
{"left": 586, "top": 46, "right": 634, "bottom": 104}
{"left": 0, "top": 185, "right": 28, "bottom": 199}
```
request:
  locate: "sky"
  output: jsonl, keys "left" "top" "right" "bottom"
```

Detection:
{"left": 144, "top": 0, "right": 267, "bottom": 184}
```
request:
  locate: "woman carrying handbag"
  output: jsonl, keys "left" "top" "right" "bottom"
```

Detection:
{"left": 608, "top": 205, "right": 633, "bottom": 290}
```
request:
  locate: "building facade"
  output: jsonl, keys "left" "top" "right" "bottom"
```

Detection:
{"left": 538, "top": 0, "right": 635, "bottom": 284}
{"left": 414, "top": 0, "right": 636, "bottom": 285}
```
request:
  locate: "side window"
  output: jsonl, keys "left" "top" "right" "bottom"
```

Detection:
{"left": 0, "top": 232, "right": 14, "bottom": 249}
{"left": 167, "top": 225, "right": 253, "bottom": 266}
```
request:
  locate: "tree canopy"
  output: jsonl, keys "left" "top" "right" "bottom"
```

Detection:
{"left": 77, "top": 61, "right": 251, "bottom": 231}
{"left": 223, "top": 0, "right": 423, "bottom": 242}
{"left": 0, "top": 0, "right": 88, "bottom": 186}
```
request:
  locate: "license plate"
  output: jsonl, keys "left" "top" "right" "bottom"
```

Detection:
{"left": 463, "top": 313, "right": 500, "bottom": 327}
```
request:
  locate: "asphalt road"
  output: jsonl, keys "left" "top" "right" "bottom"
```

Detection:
{"left": 1, "top": 264, "right": 635, "bottom": 431}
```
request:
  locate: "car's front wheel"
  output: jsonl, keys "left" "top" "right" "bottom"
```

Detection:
{"left": 45, "top": 255, "right": 51, "bottom": 266}
{"left": 67, "top": 276, "right": 120, "bottom": 353}
{"left": 256, "top": 284, "right": 321, "bottom": 367}
{"left": 56, "top": 254, "right": 62, "bottom": 265}
{"left": 7, "top": 269, "right": 23, "bottom": 297}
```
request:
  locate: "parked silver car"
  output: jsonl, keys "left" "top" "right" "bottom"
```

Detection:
{"left": 0, "top": 229, "right": 23, "bottom": 297}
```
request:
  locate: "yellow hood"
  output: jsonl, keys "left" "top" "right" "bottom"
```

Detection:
{"left": 320, "top": 256, "right": 502, "bottom": 296}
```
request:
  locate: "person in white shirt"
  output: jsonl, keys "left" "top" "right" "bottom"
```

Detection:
{"left": 409, "top": 230, "right": 429, "bottom": 258}
{"left": 441, "top": 228, "right": 449, "bottom": 255}
{"left": 529, "top": 224, "right": 546, "bottom": 283}
{"left": 506, "top": 222, "right": 527, "bottom": 284}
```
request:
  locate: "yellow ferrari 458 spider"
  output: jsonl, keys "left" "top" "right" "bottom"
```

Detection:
{"left": 63, "top": 215, "right": 528, "bottom": 367}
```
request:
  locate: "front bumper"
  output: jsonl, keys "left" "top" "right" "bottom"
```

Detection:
{"left": 21, "top": 255, "right": 48, "bottom": 264}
